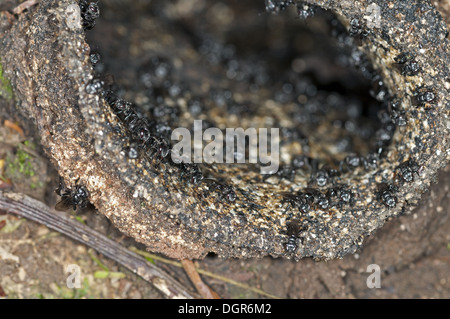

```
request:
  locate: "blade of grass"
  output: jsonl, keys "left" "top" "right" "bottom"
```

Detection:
{"left": 129, "top": 247, "right": 281, "bottom": 299}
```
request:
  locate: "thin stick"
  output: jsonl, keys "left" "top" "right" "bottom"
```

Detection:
{"left": 0, "top": 191, "right": 197, "bottom": 299}
{"left": 181, "top": 259, "right": 220, "bottom": 299}
{"left": 12, "top": 0, "right": 39, "bottom": 15}
{"left": 130, "top": 247, "right": 282, "bottom": 299}
{"left": 3, "top": 120, "right": 24, "bottom": 137}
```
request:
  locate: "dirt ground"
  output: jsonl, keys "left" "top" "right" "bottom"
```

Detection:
{"left": 0, "top": 0, "right": 449, "bottom": 299}
{"left": 0, "top": 155, "right": 448, "bottom": 299}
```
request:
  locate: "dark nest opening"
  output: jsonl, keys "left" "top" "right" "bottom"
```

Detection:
{"left": 90, "top": 1, "right": 390, "bottom": 168}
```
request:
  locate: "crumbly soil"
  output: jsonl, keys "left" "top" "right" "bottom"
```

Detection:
{"left": 0, "top": 150, "right": 448, "bottom": 298}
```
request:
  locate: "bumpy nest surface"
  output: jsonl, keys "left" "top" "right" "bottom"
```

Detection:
{"left": 0, "top": 0, "right": 448, "bottom": 260}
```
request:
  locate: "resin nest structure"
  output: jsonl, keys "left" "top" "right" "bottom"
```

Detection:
{"left": 0, "top": 0, "right": 448, "bottom": 260}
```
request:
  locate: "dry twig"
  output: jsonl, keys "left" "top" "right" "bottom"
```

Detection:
{"left": 3, "top": 120, "right": 24, "bottom": 137}
{"left": 12, "top": 0, "right": 39, "bottom": 15}
{"left": 0, "top": 191, "right": 197, "bottom": 299}
{"left": 181, "top": 259, "right": 220, "bottom": 299}
{"left": 130, "top": 247, "right": 282, "bottom": 299}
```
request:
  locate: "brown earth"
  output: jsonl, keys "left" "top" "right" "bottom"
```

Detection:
{"left": 0, "top": 0, "right": 449, "bottom": 299}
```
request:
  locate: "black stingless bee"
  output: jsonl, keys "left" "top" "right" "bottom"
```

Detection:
{"left": 55, "top": 177, "right": 90, "bottom": 211}
{"left": 285, "top": 219, "right": 305, "bottom": 253}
